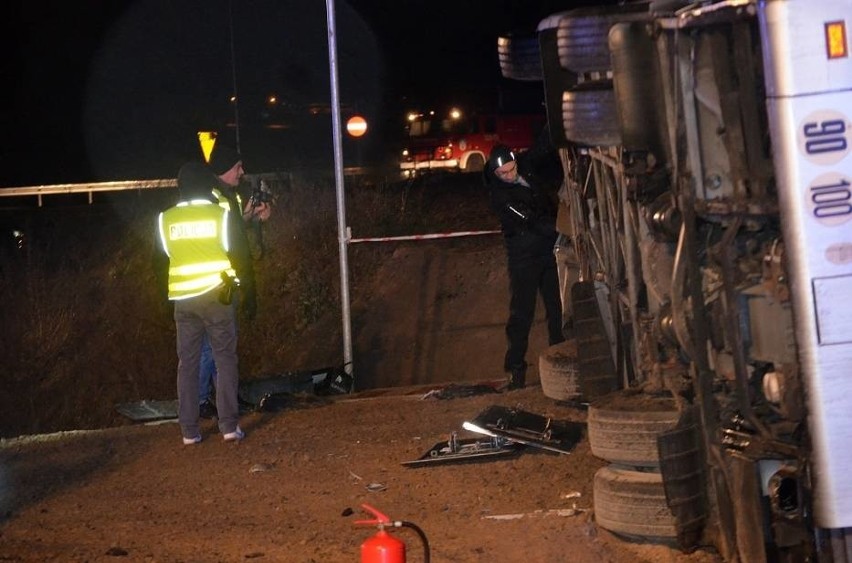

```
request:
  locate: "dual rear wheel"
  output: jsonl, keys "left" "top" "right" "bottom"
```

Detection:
{"left": 588, "top": 394, "right": 686, "bottom": 542}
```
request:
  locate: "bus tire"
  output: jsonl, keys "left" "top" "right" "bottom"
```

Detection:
{"left": 556, "top": 6, "right": 649, "bottom": 74}
{"left": 498, "top": 33, "right": 543, "bottom": 81}
{"left": 587, "top": 394, "right": 680, "bottom": 467}
{"left": 562, "top": 87, "right": 620, "bottom": 147}
{"left": 593, "top": 465, "right": 678, "bottom": 540}
{"left": 539, "top": 339, "right": 581, "bottom": 401}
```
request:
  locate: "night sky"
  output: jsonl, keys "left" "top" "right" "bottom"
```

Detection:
{"left": 3, "top": 0, "right": 587, "bottom": 187}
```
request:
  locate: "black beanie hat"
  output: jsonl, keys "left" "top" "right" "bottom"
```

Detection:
{"left": 177, "top": 161, "right": 217, "bottom": 200}
{"left": 209, "top": 145, "right": 242, "bottom": 176}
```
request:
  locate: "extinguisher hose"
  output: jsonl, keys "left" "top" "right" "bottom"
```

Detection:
{"left": 399, "top": 521, "right": 430, "bottom": 563}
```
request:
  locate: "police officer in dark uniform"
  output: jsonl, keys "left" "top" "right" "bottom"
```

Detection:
{"left": 485, "top": 142, "right": 564, "bottom": 389}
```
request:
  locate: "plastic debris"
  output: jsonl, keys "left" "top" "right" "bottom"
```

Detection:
{"left": 482, "top": 507, "right": 585, "bottom": 520}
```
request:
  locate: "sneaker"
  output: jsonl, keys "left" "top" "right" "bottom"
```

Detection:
{"left": 223, "top": 426, "right": 245, "bottom": 442}
{"left": 199, "top": 400, "right": 218, "bottom": 420}
{"left": 182, "top": 434, "right": 202, "bottom": 445}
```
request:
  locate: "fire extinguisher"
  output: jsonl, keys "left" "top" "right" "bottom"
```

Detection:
{"left": 356, "top": 503, "right": 430, "bottom": 563}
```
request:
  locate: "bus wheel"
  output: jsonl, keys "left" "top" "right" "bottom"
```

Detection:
{"left": 562, "top": 86, "right": 620, "bottom": 147}
{"left": 587, "top": 393, "right": 681, "bottom": 467}
{"left": 593, "top": 465, "right": 678, "bottom": 541}
{"left": 539, "top": 339, "right": 581, "bottom": 401}
{"left": 498, "top": 32, "right": 543, "bottom": 81}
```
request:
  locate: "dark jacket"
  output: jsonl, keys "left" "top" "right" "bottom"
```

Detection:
{"left": 485, "top": 147, "right": 561, "bottom": 265}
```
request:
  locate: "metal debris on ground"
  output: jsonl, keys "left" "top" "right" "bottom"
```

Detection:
{"left": 255, "top": 392, "right": 330, "bottom": 413}
{"left": 402, "top": 431, "right": 523, "bottom": 467}
{"left": 114, "top": 400, "right": 178, "bottom": 422}
{"left": 116, "top": 368, "right": 342, "bottom": 422}
{"left": 481, "top": 507, "right": 585, "bottom": 521}
{"left": 462, "top": 405, "right": 584, "bottom": 454}
{"left": 117, "top": 367, "right": 348, "bottom": 421}
{"left": 419, "top": 383, "right": 501, "bottom": 400}
{"left": 239, "top": 365, "right": 349, "bottom": 405}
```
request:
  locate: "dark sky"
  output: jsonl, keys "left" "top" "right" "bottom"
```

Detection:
{"left": 3, "top": 0, "right": 585, "bottom": 186}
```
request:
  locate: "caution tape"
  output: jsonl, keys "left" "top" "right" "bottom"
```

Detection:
{"left": 349, "top": 229, "right": 501, "bottom": 244}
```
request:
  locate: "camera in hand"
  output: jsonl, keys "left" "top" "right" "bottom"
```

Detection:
{"left": 250, "top": 179, "right": 273, "bottom": 208}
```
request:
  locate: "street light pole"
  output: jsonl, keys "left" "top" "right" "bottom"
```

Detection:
{"left": 325, "top": 0, "right": 355, "bottom": 388}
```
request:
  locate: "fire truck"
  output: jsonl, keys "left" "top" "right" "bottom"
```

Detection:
{"left": 398, "top": 107, "right": 545, "bottom": 176}
{"left": 503, "top": 0, "right": 852, "bottom": 560}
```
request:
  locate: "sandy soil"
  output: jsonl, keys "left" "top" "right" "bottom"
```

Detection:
{"left": 0, "top": 385, "right": 721, "bottom": 563}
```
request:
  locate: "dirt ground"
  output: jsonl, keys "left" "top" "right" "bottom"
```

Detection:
{"left": 0, "top": 172, "right": 722, "bottom": 562}
{"left": 0, "top": 386, "right": 722, "bottom": 563}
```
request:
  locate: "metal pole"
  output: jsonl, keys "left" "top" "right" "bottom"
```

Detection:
{"left": 228, "top": 0, "right": 241, "bottom": 152}
{"left": 325, "top": 0, "right": 355, "bottom": 387}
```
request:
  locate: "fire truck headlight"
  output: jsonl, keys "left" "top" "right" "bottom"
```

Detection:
{"left": 435, "top": 146, "right": 452, "bottom": 160}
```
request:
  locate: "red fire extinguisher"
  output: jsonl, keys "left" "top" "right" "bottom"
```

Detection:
{"left": 356, "top": 503, "right": 430, "bottom": 563}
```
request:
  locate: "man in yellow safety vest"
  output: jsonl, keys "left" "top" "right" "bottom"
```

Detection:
{"left": 154, "top": 161, "right": 257, "bottom": 445}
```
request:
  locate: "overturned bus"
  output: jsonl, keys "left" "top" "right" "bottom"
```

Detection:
{"left": 499, "top": 0, "right": 852, "bottom": 560}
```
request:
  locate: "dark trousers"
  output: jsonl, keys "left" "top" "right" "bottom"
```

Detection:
{"left": 174, "top": 290, "right": 241, "bottom": 438}
{"left": 504, "top": 256, "right": 564, "bottom": 372}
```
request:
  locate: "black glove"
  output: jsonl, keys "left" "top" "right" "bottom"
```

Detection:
{"left": 241, "top": 290, "right": 257, "bottom": 321}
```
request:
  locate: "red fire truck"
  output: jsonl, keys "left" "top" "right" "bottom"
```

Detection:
{"left": 398, "top": 107, "right": 545, "bottom": 176}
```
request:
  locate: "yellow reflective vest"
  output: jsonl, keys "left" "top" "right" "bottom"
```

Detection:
{"left": 212, "top": 187, "right": 243, "bottom": 214}
{"left": 157, "top": 199, "right": 235, "bottom": 300}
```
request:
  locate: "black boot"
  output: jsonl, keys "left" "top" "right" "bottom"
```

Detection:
{"left": 507, "top": 365, "right": 527, "bottom": 390}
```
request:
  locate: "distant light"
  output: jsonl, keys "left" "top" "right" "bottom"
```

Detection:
{"left": 267, "top": 95, "right": 278, "bottom": 105}
{"left": 429, "top": 110, "right": 435, "bottom": 116}
{"left": 450, "top": 108, "right": 462, "bottom": 120}
{"left": 407, "top": 112, "right": 419, "bottom": 122}
{"left": 229, "top": 96, "right": 237, "bottom": 103}
{"left": 346, "top": 115, "right": 368, "bottom": 138}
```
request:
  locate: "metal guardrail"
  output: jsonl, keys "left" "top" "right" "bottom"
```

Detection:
{"left": 0, "top": 179, "right": 178, "bottom": 206}
{"left": 0, "top": 168, "right": 380, "bottom": 207}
